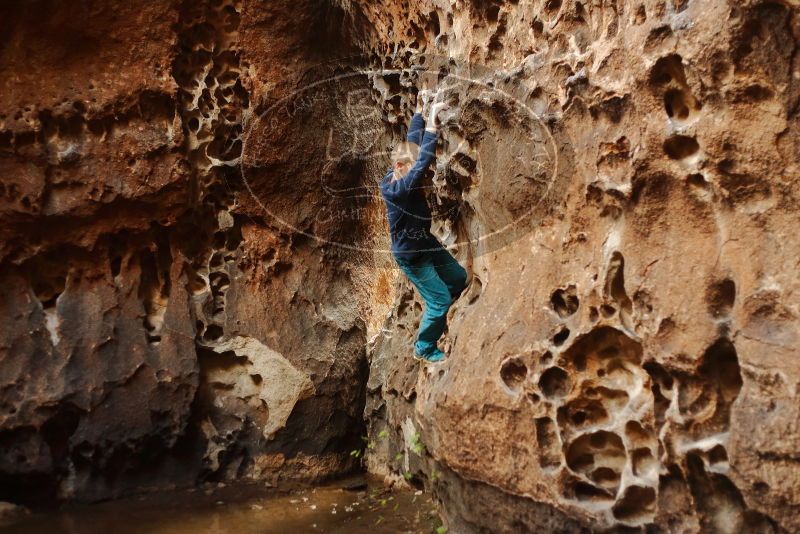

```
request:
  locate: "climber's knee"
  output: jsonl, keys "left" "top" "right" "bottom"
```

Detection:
{"left": 425, "top": 302, "right": 450, "bottom": 321}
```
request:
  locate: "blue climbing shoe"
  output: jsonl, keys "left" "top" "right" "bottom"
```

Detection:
{"left": 413, "top": 348, "right": 446, "bottom": 363}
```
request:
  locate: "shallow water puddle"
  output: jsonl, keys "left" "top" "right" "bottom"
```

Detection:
{"left": 4, "top": 476, "right": 442, "bottom": 534}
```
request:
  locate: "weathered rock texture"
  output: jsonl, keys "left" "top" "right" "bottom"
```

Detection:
{"left": 0, "top": 0, "right": 384, "bottom": 502}
{"left": 1, "top": 0, "right": 799, "bottom": 532}
{"left": 355, "top": 0, "right": 800, "bottom": 533}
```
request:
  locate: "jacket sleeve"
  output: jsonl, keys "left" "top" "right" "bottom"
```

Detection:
{"left": 382, "top": 130, "right": 438, "bottom": 200}
{"left": 406, "top": 113, "right": 426, "bottom": 146}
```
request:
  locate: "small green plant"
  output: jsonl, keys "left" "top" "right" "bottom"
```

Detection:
{"left": 430, "top": 470, "right": 440, "bottom": 481}
{"left": 435, "top": 526, "right": 448, "bottom": 534}
{"left": 394, "top": 452, "right": 404, "bottom": 461}
{"left": 349, "top": 449, "right": 362, "bottom": 458}
{"left": 410, "top": 432, "right": 425, "bottom": 455}
{"left": 378, "top": 429, "right": 388, "bottom": 439}
{"left": 403, "top": 471, "right": 414, "bottom": 481}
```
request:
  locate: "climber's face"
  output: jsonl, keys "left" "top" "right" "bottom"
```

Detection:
{"left": 393, "top": 159, "right": 411, "bottom": 180}
{"left": 391, "top": 142, "right": 418, "bottom": 181}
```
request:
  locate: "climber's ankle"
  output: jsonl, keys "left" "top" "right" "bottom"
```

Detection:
{"left": 414, "top": 347, "right": 446, "bottom": 363}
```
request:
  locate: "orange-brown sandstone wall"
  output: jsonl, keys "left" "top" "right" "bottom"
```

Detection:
{"left": 1, "top": 1, "right": 799, "bottom": 532}
{"left": 356, "top": 0, "right": 800, "bottom": 532}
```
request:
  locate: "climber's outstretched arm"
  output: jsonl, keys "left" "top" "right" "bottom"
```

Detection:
{"left": 383, "top": 101, "right": 448, "bottom": 200}
{"left": 406, "top": 110, "right": 426, "bottom": 147}
{"left": 407, "top": 87, "right": 436, "bottom": 146}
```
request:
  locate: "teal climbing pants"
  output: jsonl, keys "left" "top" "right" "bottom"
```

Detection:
{"left": 394, "top": 245, "right": 467, "bottom": 356}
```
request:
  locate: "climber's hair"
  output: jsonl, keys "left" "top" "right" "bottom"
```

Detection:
{"left": 391, "top": 141, "right": 418, "bottom": 180}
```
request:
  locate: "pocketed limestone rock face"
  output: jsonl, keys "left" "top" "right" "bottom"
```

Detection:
{"left": 1, "top": 0, "right": 799, "bottom": 529}
{"left": 0, "top": 0, "right": 383, "bottom": 502}
{"left": 0, "top": 0, "right": 197, "bottom": 502}
{"left": 355, "top": 0, "right": 800, "bottom": 532}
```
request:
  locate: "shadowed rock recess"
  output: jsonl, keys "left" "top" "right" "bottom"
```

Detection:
{"left": 1, "top": 0, "right": 798, "bottom": 532}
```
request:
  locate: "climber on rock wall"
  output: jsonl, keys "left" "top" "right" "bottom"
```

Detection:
{"left": 379, "top": 85, "right": 467, "bottom": 363}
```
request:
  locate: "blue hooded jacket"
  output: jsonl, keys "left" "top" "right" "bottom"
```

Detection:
{"left": 379, "top": 113, "right": 440, "bottom": 262}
